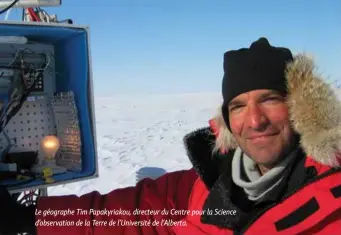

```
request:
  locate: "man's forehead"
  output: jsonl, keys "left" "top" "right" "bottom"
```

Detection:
{"left": 229, "top": 89, "right": 284, "bottom": 104}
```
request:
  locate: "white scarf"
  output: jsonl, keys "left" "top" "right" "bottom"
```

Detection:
{"left": 231, "top": 147, "right": 297, "bottom": 201}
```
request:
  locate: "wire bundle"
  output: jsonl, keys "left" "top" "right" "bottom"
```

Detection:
{"left": 26, "top": 7, "right": 54, "bottom": 23}
{"left": 0, "top": 48, "right": 50, "bottom": 159}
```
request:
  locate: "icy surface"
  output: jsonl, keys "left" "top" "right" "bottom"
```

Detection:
{"left": 48, "top": 92, "right": 222, "bottom": 196}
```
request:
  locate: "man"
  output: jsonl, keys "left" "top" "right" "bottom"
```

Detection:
{"left": 1, "top": 37, "right": 341, "bottom": 235}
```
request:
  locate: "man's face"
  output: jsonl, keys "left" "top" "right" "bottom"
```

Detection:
{"left": 228, "top": 89, "right": 296, "bottom": 167}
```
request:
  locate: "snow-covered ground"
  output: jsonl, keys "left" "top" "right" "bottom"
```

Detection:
{"left": 48, "top": 92, "right": 223, "bottom": 196}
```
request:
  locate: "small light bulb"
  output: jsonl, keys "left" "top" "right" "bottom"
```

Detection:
{"left": 41, "top": 135, "right": 60, "bottom": 161}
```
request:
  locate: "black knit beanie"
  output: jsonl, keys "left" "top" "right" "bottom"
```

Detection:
{"left": 221, "top": 37, "right": 294, "bottom": 131}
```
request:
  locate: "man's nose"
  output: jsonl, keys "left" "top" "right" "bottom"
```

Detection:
{"left": 245, "top": 105, "right": 268, "bottom": 130}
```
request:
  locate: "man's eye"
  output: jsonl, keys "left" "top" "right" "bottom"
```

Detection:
{"left": 264, "top": 96, "right": 282, "bottom": 102}
{"left": 229, "top": 105, "right": 243, "bottom": 112}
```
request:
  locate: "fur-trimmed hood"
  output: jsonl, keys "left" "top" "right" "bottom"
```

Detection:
{"left": 211, "top": 53, "right": 341, "bottom": 167}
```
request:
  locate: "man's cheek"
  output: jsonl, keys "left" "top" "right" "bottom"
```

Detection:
{"left": 229, "top": 118, "right": 244, "bottom": 134}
